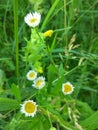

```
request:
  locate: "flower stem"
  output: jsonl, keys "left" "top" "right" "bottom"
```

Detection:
{"left": 14, "top": 0, "right": 19, "bottom": 81}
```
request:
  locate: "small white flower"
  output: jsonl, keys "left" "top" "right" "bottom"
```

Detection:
{"left": 62, "top": 82, "right": 74, "bottom": 95}
{"left": 20, "top": 100, "right": 37, "bottom": 117}
{"left": 24, "top": 12, "right": 41, "bottom": 27}
{"left": 26, "top": 70, "right": 37, "bottom": 81}
{"left": 32, "top": 76, "right": 45, "bottom": 89}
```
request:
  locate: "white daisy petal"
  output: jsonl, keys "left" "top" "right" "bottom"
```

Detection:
{"left": 24, "top": 12, "right": 41, "bottom": 27}
{"left": 32, "top": 76, "right": 45, "bottom": 89}
{"left": 20, "top": 100, "right": 37, "bottom": 117}
{"left": 62, "top": 82, "right": 74, "bottom": 95}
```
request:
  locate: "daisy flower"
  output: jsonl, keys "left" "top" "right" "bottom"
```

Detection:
{"left": 44, "top": 30, "right": 53, "bottom": 37}
{"left": 20, "top": 100, "right": 37, "bottom": 117}
{"left": 62, "top": 82, "right": 74, "bottom": 95}
{"left": 32, "top": 76, "right": 45, "bottom": 89}
{"left": 24, "top": 12, "right": 41, "bottom": 27}
{"left": 26, "top": 70, "right": 37, "bottom": 81}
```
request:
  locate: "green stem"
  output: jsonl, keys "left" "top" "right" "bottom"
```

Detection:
{"left": 35, "top": 28, "right": 44, "bottom": 44}
{"left": 52, "top": 65, "right": 79, "bottom": 84}
{"left": 47, "top": 109, "right": 52, "bottom": 127}
{"left": 35, "top": 28, "right": 56, "bottom": 67}
{"left": 27, "top": 93, "right": 37, "bottom": 100}
{"left": 14, "top": 0, "right": 19, "bottom": 81}
{"left": 47, "top": 47, "right": 56, "bottom": 67}
{"left": 64, "top": 0, "right": 68, "bottom": 46}
{"left": 64, "top": 0, "right": 69, "bottom": 68}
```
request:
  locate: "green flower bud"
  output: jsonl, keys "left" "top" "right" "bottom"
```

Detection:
{"left": 49, "top": 127, "right": 56, "bottom": 130}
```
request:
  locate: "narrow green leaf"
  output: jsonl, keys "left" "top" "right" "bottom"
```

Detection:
{"left": 0, "top": 98, "right": 19, "bottom": 111}
{"left": 76, "top": 100, "right": 94, "bottom": 119}
{"left": 11, "top": 84, "right": 21, "bottom": 102}
{"left": 59, "top": 63, "right": 65, "bottom": 76}
{"left": 47, "top": 64, "right": 58, "bottom": 84}
{"left": 41, "top": 0, "right": 60, "bottom": 31}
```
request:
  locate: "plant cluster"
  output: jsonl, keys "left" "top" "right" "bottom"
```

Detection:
{"left": 0, "top": 0, "right": 98, "bottom": 130}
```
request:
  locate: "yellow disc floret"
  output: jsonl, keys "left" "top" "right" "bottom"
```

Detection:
{"left": 29, "top": 72, "right": 36, "bottom": 78}
{"left": 32, "top": 76, "right": 45, "bottom": 89}
{"left": 26, "top": 70, "right": 37, "bottom": 81}
{"left": 24, "top": 101, "right": 36, "bottom": 114}
{"left": 62, "top": 82, "right": 74, "bottom": 95}
{"left": 20, "top": 100, "right": 37, "bottom": 117}
{"left": 63, "top": 84, "right": 73, "bottom": 93}
{"left": 36, "top": 80, "right": 43, "bottom": 88}
{"left": 29, "top": 18, "right": 37, "bottom": 23}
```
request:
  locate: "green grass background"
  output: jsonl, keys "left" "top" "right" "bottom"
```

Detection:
{"left": 0, "top": 0, "right": 98, "bottom": 130}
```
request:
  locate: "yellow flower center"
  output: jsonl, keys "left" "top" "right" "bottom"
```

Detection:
{"left": 64, "top": 84, "right": 72, "bottom": 93}
{"left": 29, "top": 72, "right": 35, "bottom": 78}
{"left": 30, "top": 18, "right": 37, "bottom": 23}
{"left": 25, "top": 102, "right": 36, "bottom": 114}
{"left": 36, "top": 80, "right": 43, "bottom": 87}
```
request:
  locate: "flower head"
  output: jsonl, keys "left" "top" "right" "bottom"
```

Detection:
{"left": 49, "top": 127, "right": 57, "bottom": 130}
{"left": 62, "top": 82, "right": 74, "bottom": 95}
{"left": 24, "top": 12, "right": 41, "bottom": 27}
{"left": 20, "top": 100, "right": 37, "bottom": 117}
{"left": 32, "top": 76, "right": 45, "bottom": 89}
{"left": 37, "top": 67, "right": 43, "bottom": 74}
{"left": 44, "top": 30, "right": 53, "bottom": 37}
{"left": 26, "top": 70, "right": 37, "bottom": 81}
